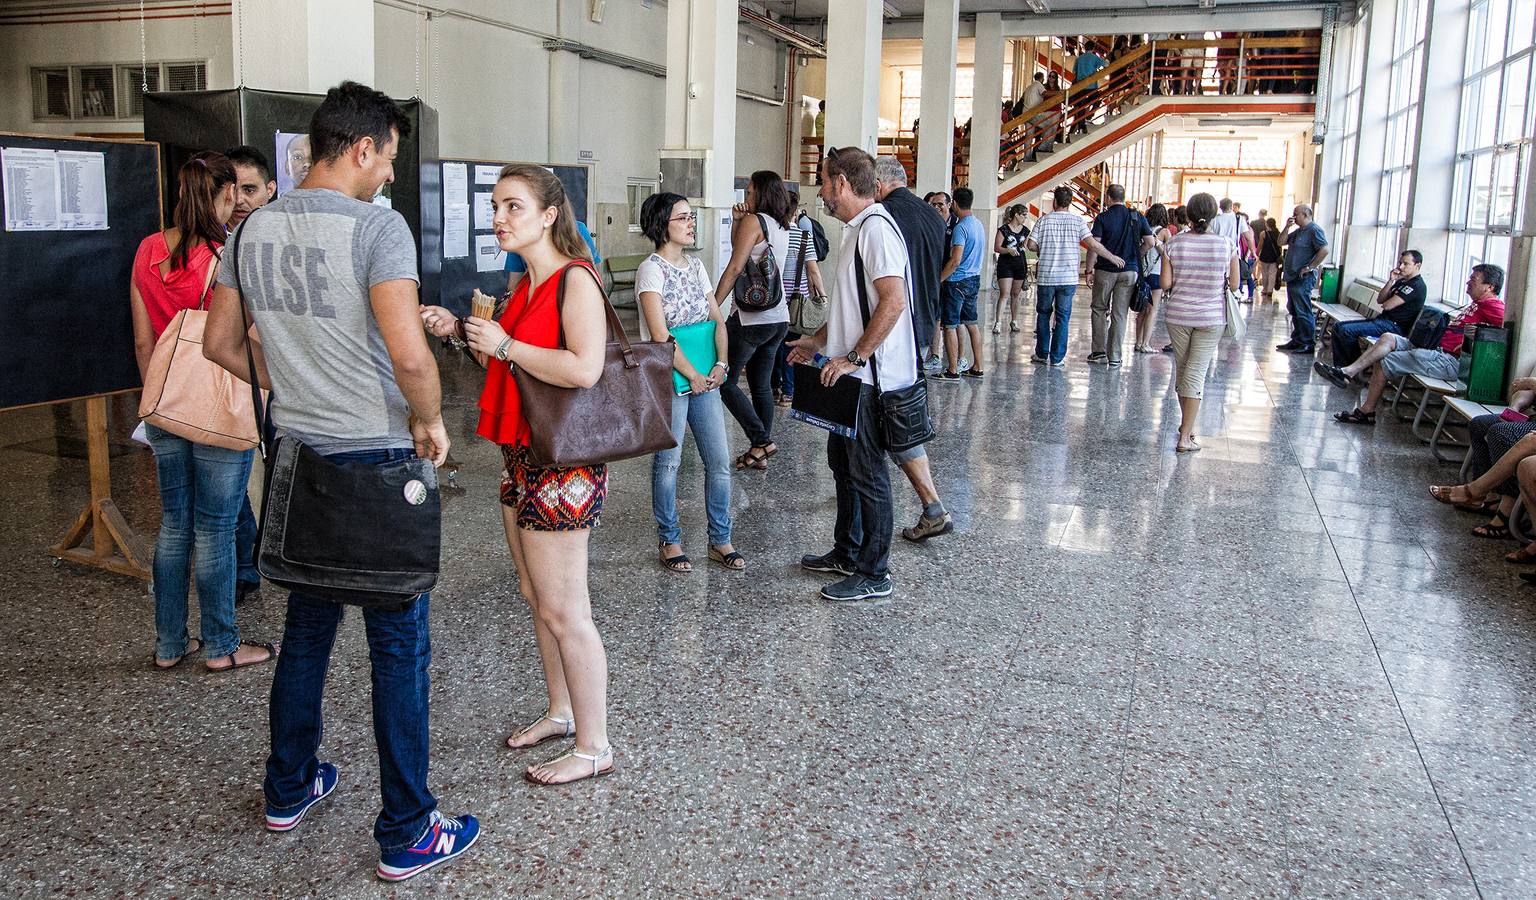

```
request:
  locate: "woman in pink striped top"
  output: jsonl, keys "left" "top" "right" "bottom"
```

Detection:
{"left": 1160, "top": 192, "right": 1239, "bottom": 452}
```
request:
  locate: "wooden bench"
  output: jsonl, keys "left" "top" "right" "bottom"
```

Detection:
{"left": 1433, "top": 395, "right": 1508, "bottom": 465}
{"left": 1313, "top": 276, "right": 1383, "bottom": 344}
{"left": 604, "top": 253, "right": 649, "bottom": 306}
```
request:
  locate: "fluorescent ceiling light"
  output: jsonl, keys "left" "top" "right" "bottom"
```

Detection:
{"left": 1198, "top": 0, "right": 1216, "bottom": 7}
{"left": 1026, "top": 0, "right": 1050, "bottom": 11}
{"left": 882, "top": 2, "right": 902, "bottom": 17}
{"left": 1196, "top": 117, "right": 1273, "bottom": 127}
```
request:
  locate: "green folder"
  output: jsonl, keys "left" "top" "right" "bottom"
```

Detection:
{"left": 670, "top": 319, "right": 718, "bottom": 395}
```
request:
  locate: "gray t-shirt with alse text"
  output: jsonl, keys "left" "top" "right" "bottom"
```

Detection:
{"left": 217, "top": 188, "right": 419, "bottom": 454}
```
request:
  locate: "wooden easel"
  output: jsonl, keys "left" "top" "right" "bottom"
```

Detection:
{"left": 48, "top": 395, "right": 151, "bottom": 580}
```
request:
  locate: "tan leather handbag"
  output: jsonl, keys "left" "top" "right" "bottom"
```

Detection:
{"left": 138, "top": 254, "right": 265, "bottom": 451}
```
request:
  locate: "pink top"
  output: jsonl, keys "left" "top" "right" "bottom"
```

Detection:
{"left": 1163, "top": 232, "right": 1235, "bottom": 328}
{"left": 131, "top": 231, "right": 220, "bottom": 339}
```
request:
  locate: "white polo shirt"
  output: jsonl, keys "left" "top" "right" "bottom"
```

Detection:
{"left": 825, "top": 203, "right": 918, "bottom": 391}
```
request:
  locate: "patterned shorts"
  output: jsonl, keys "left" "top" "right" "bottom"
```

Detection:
{"left": 500, "top": 444, "right": 606, "bottom": 531}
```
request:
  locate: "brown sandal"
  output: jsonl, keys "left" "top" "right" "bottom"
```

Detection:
{"left": 1506, "top": 545, "right": 1536, "bottom": 564}
{"left": 205, "top": 640, "right": 278, "bottom": 672}
{"left": 152, "top": 638, "right": 204, "bottom": 670}
{"left": 1429, "top": 484, "right": 1485, "bottom": 507}
{"left": 735, "top": 447, "right": 769, "bottom": 470}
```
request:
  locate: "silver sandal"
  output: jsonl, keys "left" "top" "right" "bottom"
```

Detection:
{"left": 505, "top": 711, "right": 574, "bottom": 750}
{"left": 524, "top": 745, "right": 615, "bottom": 785}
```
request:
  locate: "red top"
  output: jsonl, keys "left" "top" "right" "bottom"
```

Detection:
{"left": 131, "top": 231, "right": 220, "bottom": 338}
{"left": 1442, "top": 296, "right": 1505, "bottom": 356}
{"left": 477, "top": 260, "right": 599, "bottom": 446}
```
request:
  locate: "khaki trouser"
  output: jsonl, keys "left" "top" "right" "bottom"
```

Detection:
{"left": 1167, "top": 323, "right": 1224, "bottom": 399}
{"left": 1089, "top": 270, "right": 1139, "bottom": 362}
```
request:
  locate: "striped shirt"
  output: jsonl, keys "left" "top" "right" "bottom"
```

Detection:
{"left": 1032, "top": 210, "right": 1092, "bottom": 285}
{"left": 1163, "top": 232, "right": 1235, "bottom": 328}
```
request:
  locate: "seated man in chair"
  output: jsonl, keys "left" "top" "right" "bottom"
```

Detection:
{"left": 1319, "top": 249, "right": 1427, "bottom": 369}
{"left": 1320, "top": 263, "right": 1505, "bottom": 425}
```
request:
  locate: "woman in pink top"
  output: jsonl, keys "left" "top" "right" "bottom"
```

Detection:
{"left": 130, "top": 152, "right": 275, "bottom": 672}
{"left": 1161, "top": 192, "right": 1239, "bottom": 453}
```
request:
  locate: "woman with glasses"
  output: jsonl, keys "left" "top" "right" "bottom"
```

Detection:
{"left": 635, "top": 192, "right": 744, "bottom": 572}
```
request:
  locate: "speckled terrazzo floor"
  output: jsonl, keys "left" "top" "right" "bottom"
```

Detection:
{"left": 2, "top": 296, "right": 1532, "bottom": 898}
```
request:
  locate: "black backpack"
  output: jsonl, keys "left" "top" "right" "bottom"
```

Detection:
{"left": 798, "top": 212, "right": 830, "bottom": 261}
{"left": 1409, "top": 307, "right": 1449, "bottom": 350}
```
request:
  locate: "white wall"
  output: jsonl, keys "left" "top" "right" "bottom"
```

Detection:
{"left": 0, "top": 14, "right": 234, "bottom": 137}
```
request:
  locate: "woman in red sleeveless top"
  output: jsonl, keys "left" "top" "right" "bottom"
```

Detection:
{"left": 420, "top": 165, "right": 614, "bottom": 785}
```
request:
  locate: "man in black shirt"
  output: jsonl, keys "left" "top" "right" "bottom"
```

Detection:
{"left": 1318, "top": 250, "right": 1428, "bottom": 375}
{"left": 875, "top": 156, "right": 953, "bottom": 542}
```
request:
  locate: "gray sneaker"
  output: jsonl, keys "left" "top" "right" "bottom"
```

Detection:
{"left": 901, "top": 512, "right": 954, "bottom": 542}
{"left": 820, "top": 574, "right": 895, "bottom": 602}
{"left": 800, "top": 551, "right": 855, "bottom": 576}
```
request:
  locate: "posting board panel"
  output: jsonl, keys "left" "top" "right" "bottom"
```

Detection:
{"left": 429, "top": 158, "right": 591, "bottom": 317}
{"left": 0, "top": 133, "right": 161, "bottom": 410}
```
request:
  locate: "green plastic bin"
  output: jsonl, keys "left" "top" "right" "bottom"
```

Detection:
{"left": 1319, "top": 265, "right": 1342, "bottom": 306}
{"left": 1465, "top": 326, "right": 1509, "bottom": 404}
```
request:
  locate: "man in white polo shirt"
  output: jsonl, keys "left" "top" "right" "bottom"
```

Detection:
{"left": 787, "top": 146, "right": 916, "bottom": 603}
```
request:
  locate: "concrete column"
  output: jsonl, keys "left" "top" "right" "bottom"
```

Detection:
{"left": 969, "top": 12, "right": 1005, "bottom": 287}
{"left": 1403, "top": 0, "right": 1466, "bottom": 282}
{"left": 661, "top": 0, "right": 738, "bottom": 208}
{"left": 916, "top": 0, "right": 959, "bottom": 195}
{"left": 232, "top": 0, "right": 374, "bottom": 93}
{"left": 1342, "top": 0, "right": 1398, "bottom": 287}
{"left": 547, "top": 50, "right": 581, "bottom": 164}
{"left": 825, "top": 0, "right": 882, "bottom": 155}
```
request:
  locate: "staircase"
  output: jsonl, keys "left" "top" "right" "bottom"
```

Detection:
{"left": 996, "top": 34, "right": 1321, "bottom": 206}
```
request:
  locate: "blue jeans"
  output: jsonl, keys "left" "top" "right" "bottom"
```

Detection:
{"left": 145, "top": 424, "right": 255, "bottom": 660}
{"left": 942, "top": 275, "right": 981, "bottom": 326}
{"left": 1330, "top": 318, "right": 1400, "bottom": 367}
{"left": 652, "top": 387, "right": 734, "bottom": 546}
{"left": 829, "top": 384, "right": 893, "bottom": 579}
{"left": 236, "top": 494, "right": 259, "bottom": 586}
{"left": 1286, "top": 271, "right": 1318, "bottom": 345}
{"left": 1035, "top": 284, "right": 1076, "bottom": 364}
{"left": 263, "top": 446, "right": 436, "bottom": 854}
{"left": 772, "top": 332, "right": 801, "bottom": 399}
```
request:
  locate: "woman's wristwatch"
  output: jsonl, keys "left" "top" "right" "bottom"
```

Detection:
{"left": 494, "top": 336, "right": 514, "bottom": 362}
{"left": 711, "top": 361, "right": 728, "bottom": 373}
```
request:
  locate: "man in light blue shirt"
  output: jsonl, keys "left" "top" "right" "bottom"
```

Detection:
{"left": 937, "top": 187, "right": 987, "bottom": 380}
{"left": 505, "top": 219, "right": 600, "bottom": 293}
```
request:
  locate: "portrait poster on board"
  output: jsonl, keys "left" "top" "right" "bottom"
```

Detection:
{"left": 274, "top": 131, "right": 310, "bottom": 195}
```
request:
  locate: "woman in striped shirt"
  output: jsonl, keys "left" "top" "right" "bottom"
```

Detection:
{"left": 1161, "top": 192, "right": 1239, "bottom": 452}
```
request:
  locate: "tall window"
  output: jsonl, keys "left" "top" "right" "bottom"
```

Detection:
{"left": 897, "top": 64, "right": 1013, "bottom": 136}
{"left": 1447, "top": 0, "right": 1536, "bottom": 300}
{"left": 1331, "top": 17, "right": 1368, "bottom": 264}
{"left": 1374, "top": 0, "right": 1429, "bottom": 275}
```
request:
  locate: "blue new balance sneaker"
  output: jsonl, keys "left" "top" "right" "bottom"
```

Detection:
{"left": 376, "top": 811, "right": 481, "bottom": 882}
{"left": 264, "top": 762, "right": 338, "bottom": 832}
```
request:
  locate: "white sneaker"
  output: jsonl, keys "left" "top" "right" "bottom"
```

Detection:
{"left": 991, "top": 322, "right": 1001, "bottom": 335}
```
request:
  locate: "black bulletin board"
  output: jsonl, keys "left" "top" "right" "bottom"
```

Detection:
{"left": 0, "top": 133, "right": 161, "bottom": 410}
{"left": 428, "top": 158, "right": 591, "bottom": 317}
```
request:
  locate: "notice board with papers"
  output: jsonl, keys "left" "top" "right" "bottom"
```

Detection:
{"left": 429, "top": 157, "right": 591, "bottom": 317}
{"left": 0, "top": 133, "right": 161, "bottom": 410}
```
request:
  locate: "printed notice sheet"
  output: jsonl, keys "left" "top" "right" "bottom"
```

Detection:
{"left": 474, "top": 192, "right": 494, "bottom": 230}
{"left": 474, "top": 164, "right": 501, "bottom": 185}
{"left": 474, "top": 234, "right": 504, "bottom": 272}
{"left": 3, "top": 147, "right": 62, "bottom": 231}
{"left": 443, "top": 162, "right": 468, "bottom": 199}
{"left": 56, "top": 150, "right": 109, "bottom": 230}
{"left": 443, "top": 203, "right": 470, "bottom": 259}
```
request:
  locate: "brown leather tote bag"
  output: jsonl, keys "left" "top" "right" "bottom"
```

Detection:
{"left": 513, "top": 264, "right": 677, "bottom": 468}
{"left": 137, "top": 253, "right": 266, "bottom": 451}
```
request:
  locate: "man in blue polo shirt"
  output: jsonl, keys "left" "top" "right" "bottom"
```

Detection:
{"left": 506, "top": 218, "right": 600, "bottom": 292}
{"left": 937, "top": 187, "right": 987, "bottom": 380}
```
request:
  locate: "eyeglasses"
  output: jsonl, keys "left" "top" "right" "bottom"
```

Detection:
{"left": 670, "top": 212, "right": 698, "bottom": 223}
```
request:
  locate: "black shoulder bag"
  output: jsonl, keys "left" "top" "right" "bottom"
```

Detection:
{"left": 232, "top": 214, "right": 441, "bottom": 609}
{"left": 733, "top": 213, "right": 785, "bottom": 312}
{"left": 853, "top": 214, "right": 936, "bottom": 453}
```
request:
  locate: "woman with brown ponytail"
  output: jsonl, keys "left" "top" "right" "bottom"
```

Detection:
{"left": 132, "top": 151, "right": 277, "bottom": 672}
{"left": 419, "top": 165, "right": 614, "bottom": 785}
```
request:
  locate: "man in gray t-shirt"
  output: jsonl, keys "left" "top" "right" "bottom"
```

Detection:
{"left": 204, "top": 81, "right": 476, "bottom": 880}
{"left": 215, "top": 188, "right": 423, "bottom": 454}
